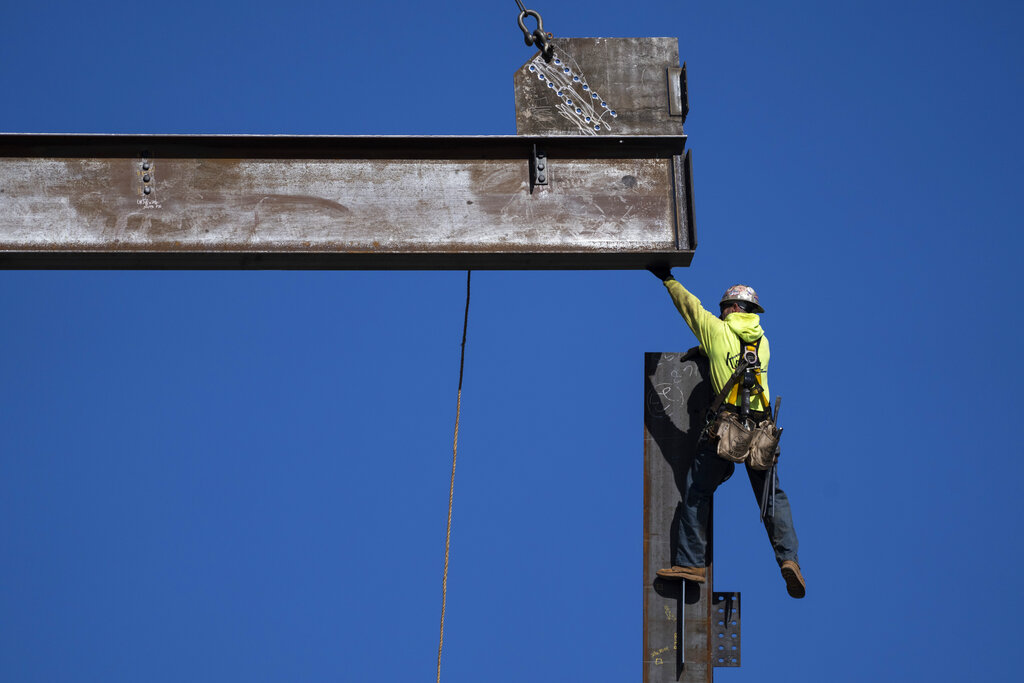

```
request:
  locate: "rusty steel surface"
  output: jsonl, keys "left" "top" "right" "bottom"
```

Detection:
{"left": 0, "top": 134, "right": 693, "bottom": 269}
{"left": 673, "top": 151, "right": 697, "bottom": 252}
{"left": 515, "top": 38, "right": 686, "bottom": 137}
{"left": 667, "top": 65, "right": 689, "bottom": 120}
{"left": 644, "top": 350, "right": 714, "bottom": 683}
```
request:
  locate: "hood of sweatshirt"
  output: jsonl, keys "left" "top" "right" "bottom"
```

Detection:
{"left": 725, "top": 312, "right": 763, "bottom": 342}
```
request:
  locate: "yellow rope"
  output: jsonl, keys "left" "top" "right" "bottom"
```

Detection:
{"left": 437, "top": 270, "right": 471, "bottom": 683}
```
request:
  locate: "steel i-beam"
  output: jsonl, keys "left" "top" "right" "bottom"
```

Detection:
{"left": 0, "top": 134, "right": 693, "bottom": 269}
{"left": 0, "top": 36, "right": 695, "bottom": 270}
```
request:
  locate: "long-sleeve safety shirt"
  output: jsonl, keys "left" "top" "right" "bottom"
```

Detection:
{"left": 663, "top": 278, "right": 771, "bottom": 412}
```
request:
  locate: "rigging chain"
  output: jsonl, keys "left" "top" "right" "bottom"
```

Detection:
{"left": 515, "top": 1, "right": 555, "bottom": 61}
{"left": 436, "top": 270, "right": 471, "bottom": 683}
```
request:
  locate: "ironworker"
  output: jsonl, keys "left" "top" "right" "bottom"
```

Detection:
{"left": 647, "top": 266, "right": 805, "bottom": 599}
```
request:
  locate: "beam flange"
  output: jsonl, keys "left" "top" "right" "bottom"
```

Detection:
{"left": 0, "top": 134, "right": 694, "bottom": 270}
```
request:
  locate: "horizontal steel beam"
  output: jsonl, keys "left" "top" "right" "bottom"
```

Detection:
{"left": 0, "top": 134, "right": 695, "bottom": 269}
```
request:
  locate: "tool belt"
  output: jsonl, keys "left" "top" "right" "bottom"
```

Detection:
{"left": 704, "top": 338, "right": 782, "bottom": 471}
{"left": 710, "top": 411, "right": 779, "bottom": 470}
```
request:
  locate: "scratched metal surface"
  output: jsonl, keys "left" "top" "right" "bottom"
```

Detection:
{"left": 515, "top": 38, "right": 685, "bottom": 137}
{"left": 644, "top": 351, "right": 714, "bottom": 682}
{"left": 0, "top": 134, "right": 693, "bottom": 269}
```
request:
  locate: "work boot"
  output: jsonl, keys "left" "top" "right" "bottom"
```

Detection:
{"left": 780, "top": 560, "right": 805, "bottom": 599}
{"left": 656, "top": 566, "right": 706, "bottom": 582}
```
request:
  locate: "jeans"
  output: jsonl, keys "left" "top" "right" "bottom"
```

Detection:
{"left": 676, "top": 439, "right": 800, "bottom": 567}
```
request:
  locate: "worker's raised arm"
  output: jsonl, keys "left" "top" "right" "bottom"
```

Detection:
{"left": 647, "top": 267, "right": 720, "bottom": 347}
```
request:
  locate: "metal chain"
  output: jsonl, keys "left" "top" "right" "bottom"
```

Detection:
{"left": 515, "top": 1, "right": 554, "bottom": 61}
{"left": 436, "top": 270, "right": 471, "bottom": 683}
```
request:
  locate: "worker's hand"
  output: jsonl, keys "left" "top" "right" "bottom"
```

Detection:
{"left": 647, "top": 264, "right": 673, "bottom": 281}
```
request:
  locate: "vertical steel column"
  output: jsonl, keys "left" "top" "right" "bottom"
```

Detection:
{"left": 644, "top": 351, "right": 714, "bottom": 682}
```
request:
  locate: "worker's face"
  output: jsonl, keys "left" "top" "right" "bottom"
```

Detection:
{"left": 719, "top": 303, "right": 741, "bottom": 320}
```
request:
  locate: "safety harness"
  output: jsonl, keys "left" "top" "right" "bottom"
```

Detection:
{"left": 708, "top": 337, "right": 770, "bottom": 423}
{"left": 731, "top": 338, "right": 769, "bottom": 419}
{"left": 705, "top": 335, "right": 781, "bottom": 477}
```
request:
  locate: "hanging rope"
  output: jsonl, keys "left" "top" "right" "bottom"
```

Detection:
{"left": 436, "top": 270, "right": 471, "bottom": 683}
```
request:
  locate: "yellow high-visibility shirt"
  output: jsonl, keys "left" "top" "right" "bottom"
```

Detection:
{"left": 663, "top": 279, "right": 771, "bottom": 412}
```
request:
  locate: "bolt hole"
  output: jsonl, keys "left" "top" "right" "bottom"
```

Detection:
{"left": 601, "top": 101, "right": 607, "bottom": 107}
{"left": 529, "top": 65, "right": 536, "bottom": 72}
{"left": 594, "top": 125, "right": 600, "bottom": 130}
{"left": 610, "top": 110, "right": 617, "bottom": 117}
{"left": 573, "top": 75, "right": 579, "bottom": 82}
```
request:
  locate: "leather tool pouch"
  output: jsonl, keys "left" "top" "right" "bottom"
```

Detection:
{"left": 746, "top": 421, "right": 781, "bottom": 470}
{"left": 713, "top": 412, "right": 753, "bottom": 463}
{"left": 711, "top": 413, "right": 781, "bottom": 470}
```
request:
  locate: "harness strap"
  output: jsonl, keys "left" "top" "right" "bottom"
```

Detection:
{"left": 709, "top": 357, "right": 751, "bottom": 416}
{"left": 709, "top": 336, "right": 766, "bottom": 416}
{"left": 737, "top": 337, "right": 762, "bottom": 413}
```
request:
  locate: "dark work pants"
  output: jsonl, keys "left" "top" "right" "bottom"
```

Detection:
{"left": 676, "top": 439, "right": 800, "bottom": 568}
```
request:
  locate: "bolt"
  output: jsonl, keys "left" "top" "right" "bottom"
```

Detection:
{"left": 537, "top": 162, "right": 545, "bottom": 171}
{"left": 142, "top": 161, "right": 150, "bottom": 170}
{"left": 143, "top": 186, "right": 151, "bottom": 195}
{"left": 538, "top": 173, "right": 546, "bottom": 183}
{"left": 143, "top": 174, "right": 151, "bottom": 182}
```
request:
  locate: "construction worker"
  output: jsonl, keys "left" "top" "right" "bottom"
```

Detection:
{"left": 647, "top": 266, "right": 805, "bottom": 599}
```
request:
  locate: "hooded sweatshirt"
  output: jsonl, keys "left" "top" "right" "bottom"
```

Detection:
{"left": 663, "top": 278, "right": 771, "bottom": 412}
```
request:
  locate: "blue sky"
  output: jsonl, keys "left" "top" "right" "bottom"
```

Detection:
{"left": 1, "top": 1, "right": 1022, "bottom": 681}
